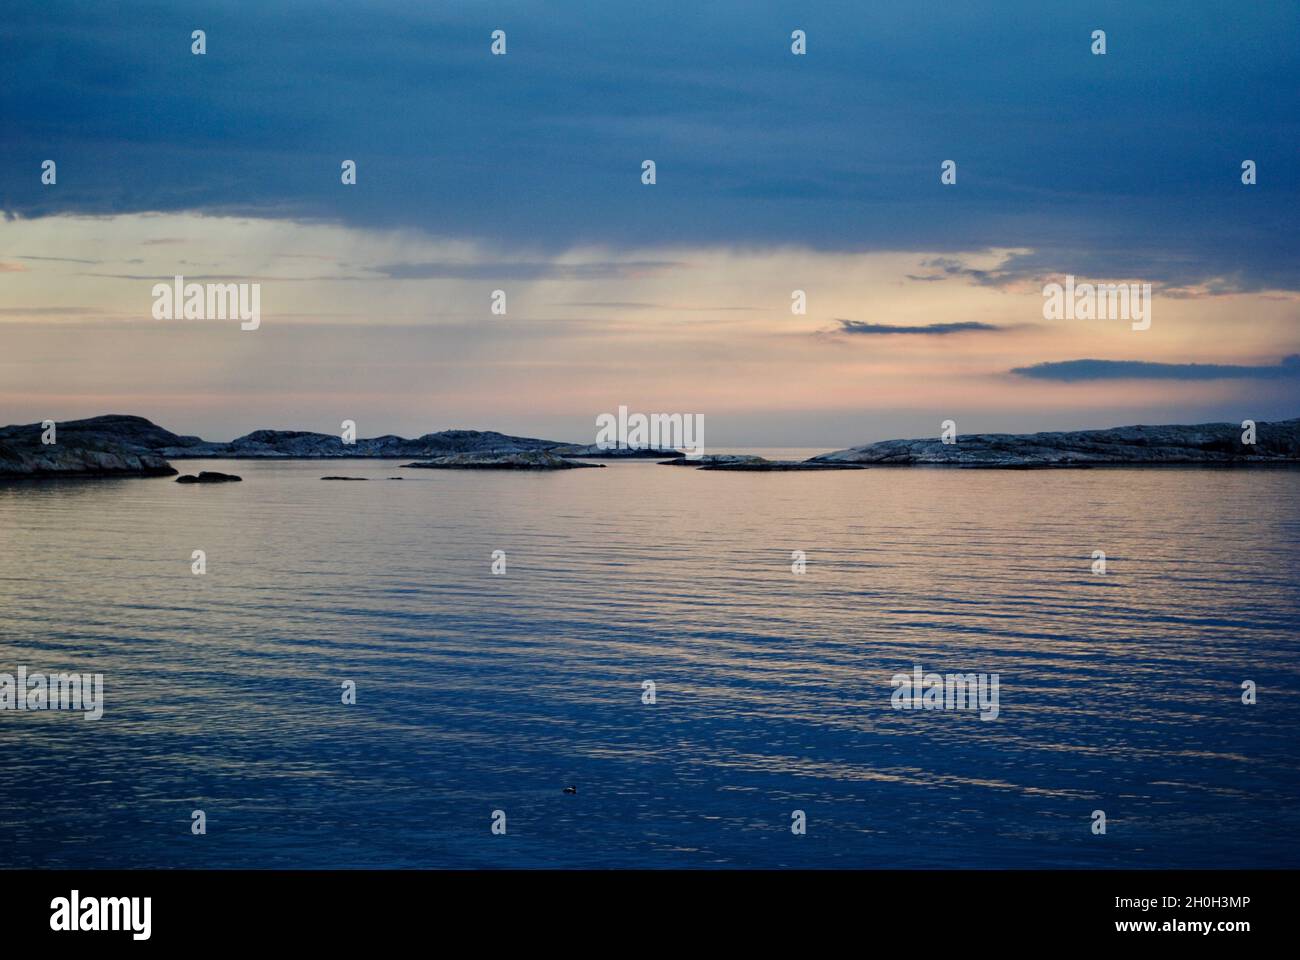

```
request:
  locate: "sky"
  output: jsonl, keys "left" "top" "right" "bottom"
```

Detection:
{"left": 1, "top": 0, "right": 1297, "bottom": 446}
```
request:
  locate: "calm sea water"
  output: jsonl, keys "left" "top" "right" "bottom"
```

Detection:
{"left": 2, "top": 457, "right": 1298, "bottom": 868}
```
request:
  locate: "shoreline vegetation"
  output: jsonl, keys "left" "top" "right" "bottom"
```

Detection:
{"left": 1, "top": 414, "right": 1298, "bottom": 479}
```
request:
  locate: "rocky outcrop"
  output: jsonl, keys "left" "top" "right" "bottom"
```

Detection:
{"left": 0, "top": 444, "right": 177, "bottom": 479}
{"left": 160, "top": 427, "right": 566, "bottom": 459}
{"left": 401, "top": 452, "right": 605, "bottom": 470}
{"left": 658, "top": 454, "right": 764, "bottom": 466}
{"left": 812, "top": 418, "right": 1300, "bottom": 467}
{"left": 0, "top": 415, "right": 180, "bottom": 478}
{"left": 554, "top": 444, "right": 683, "bottom": 459}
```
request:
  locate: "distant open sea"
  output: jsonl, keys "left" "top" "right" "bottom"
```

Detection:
{"left": 2, "top": 457, "right": 1298, "bottom": 868}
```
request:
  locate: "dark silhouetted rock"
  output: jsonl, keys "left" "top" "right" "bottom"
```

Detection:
{"left": 0, "top": 415, "right": 180, "bottom": 479}
{"left": 401, "top": 452, "right": 605, "bottom": 470}
{"left": 812, "top": 418, "right": 1300, "bottom": 467}
{"left": 658, "top": 454, "right": 764, "bottom": 467}
{"left": 175, "top": 471, "right": 242, "bottom": 483}
{"left": 0, "top": 414, "right": 582, "bottom": 479}
{"left": 163, "top": 427, "right": 568, "bottom": 459}
{"left": 554, "top": 444, "right": 683, "bottom": 459}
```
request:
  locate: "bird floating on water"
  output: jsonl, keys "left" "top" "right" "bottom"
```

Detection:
{"left": 563, "top": 785, "right": 577, "bottom": 794}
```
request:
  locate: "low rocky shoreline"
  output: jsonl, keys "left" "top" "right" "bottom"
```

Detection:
{"left": 811, "top": 419, "right": 1300, "bottom": 467}
{"left": 401, "top": 452, "right": 604, "bottom": 470}
{"left": 2, "top": 414, "right": 1297, "bottom": 479}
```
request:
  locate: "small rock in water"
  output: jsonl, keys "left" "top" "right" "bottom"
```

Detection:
{"left": 175, "top": 471, "right": 242, "bottom": 484}
{"left": 321, "top": 476, "right": 368, "bottom": 481}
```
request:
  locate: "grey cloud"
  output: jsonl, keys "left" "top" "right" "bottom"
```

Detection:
{"left": 836, "top": 320, "right": 1004, "bottom": 335}
{"left": 1012, "top": 355, "right": 1300, "bottom": 382}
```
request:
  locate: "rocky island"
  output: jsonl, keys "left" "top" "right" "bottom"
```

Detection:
{"left": 3, "top": 414, "right": 1298, "bottom": 479}
{"left": 554, "top": 444, "right": 681, "bottom": 459}
{"left": 0, "top": 415, "right": 576, "bottom": 478}
{"left": 811, "top": 418, "right": 1300, "bottom": 467}
{"left": 0, "top": 415, "right": 178, "bottom": 479}
{"left": 158, "top": 425, "right": 565, "bottom": 459}
{"left": 401, "top": 452, "right": 604, "bottom": 470}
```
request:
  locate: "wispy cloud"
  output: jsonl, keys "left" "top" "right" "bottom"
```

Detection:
{"left": 1012, "top": 355, "right": 1300, "bottom": 382}
{"left": 0, "top": 306, "right": 98, "bottom": 315}
{"left": 836, "top": 319, "right": 1004, "bottom": 336}
{"left": 556, "top": 301, "right": 756, "bottom": 312}
{"left": 15, "top": 255, "right": 99, "bottom": 264}
{"left": 81, "top": 272, "right": 351, "bottom": 283}
{"left": 373, "top": 261, "right": 684, "bottom": 281}
{"left": 909, "top": 257, "right": 1025, "bottom": 288}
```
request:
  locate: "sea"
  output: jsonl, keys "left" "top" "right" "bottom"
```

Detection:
{"left": 1, "top": 455, "right": 1298, "bottom": 868}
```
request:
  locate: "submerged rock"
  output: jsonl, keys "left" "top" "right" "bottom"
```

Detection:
{"left": 401, "top": 451, "right": 605, "bottom": 470}
{"left": 813, "top": 418, "right": 1300, "bottom": 467}
{"left": 175, "top": 471, "right": 242, "bottom": 483}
